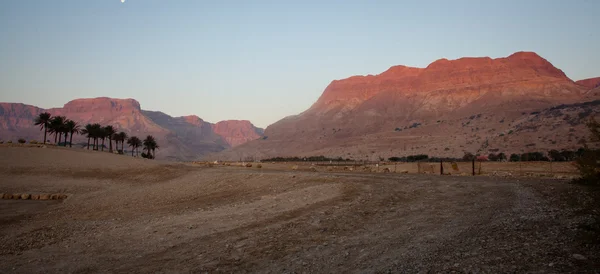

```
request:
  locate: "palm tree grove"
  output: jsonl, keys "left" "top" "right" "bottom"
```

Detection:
{"left": 30, "top": 112, "right": 158, "bottom": 159}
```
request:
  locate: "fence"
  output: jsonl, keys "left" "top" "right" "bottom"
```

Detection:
{"left": 207, "top": 159, "right": 579, "bottom": 178}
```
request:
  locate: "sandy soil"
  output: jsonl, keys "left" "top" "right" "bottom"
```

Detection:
{"left": 0, "top": 147, "right": 598, "bottom": 273}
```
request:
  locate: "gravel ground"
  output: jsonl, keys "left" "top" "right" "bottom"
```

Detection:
{"left": 0, "top": 147, "right": 599, "bottom": 273}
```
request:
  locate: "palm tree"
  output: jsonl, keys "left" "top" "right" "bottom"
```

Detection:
{"left": 34, "top": 112, "right": 52, "bottom": 144}
{"left": 90, "top": 123, "right": 102, "bottom": 150}
{"left": 81, "top": 124, "right": 93, "bottom": 149}
{"left": 117, "top": 132, "right": 128, "bottom": 154}
{"left": 104, "top": 125, "right": 116, "bottom": 152}
{"left": 64, "top": 120, "right": 81, "bottom": 147}
{"left": 97, "top": 127, "right": 107, "bottom": 151}
{"left": 127, "top": 136, "right": 142, "bottom": 157}
{"left": 49, "top": 116, "right": 66, "bottom": 145}
{"left": 143, "top": 135, "right": 158, "bottom": 159}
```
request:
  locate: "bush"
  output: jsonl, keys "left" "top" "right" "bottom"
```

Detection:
{"left": 462, "top": 152, "right": 475, "bottom": 161}
{"left": 573, "top": 118, "right": 600, "bottom": 185}
{"left": 520, "top": 152, "right": 549, "bottom": 161}
{"left": 7, "top": 140, "right": 13, "bottom": 144}
{"left": 29, "top": 140, "right": 38, "bottom": 144}
{"left": 509, "top": 154, "right": 520, "bottom": 162}
{"left": 497, "top": 153, "right": 507, "bottom": 161}
{"left": 573, "top": 149, "right": 600, "bottom": 185}
{"left": 18, "top": 138, "right": 26, "bottom": 144}
{"left": 141, "top": 152, "right": 154, "bottom": 159}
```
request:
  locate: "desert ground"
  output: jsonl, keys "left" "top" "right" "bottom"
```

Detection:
{"left": 1, "top": 146, "right": 599, "bottom": 273}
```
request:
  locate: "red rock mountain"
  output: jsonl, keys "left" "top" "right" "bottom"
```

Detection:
{"left": 0, "top": 98, "right": 263, "bottom": 161}
{"left": 576, "top": 77, "right": 600, "bottom": 89}
{"left": 212, "top": 120, "right": 264, "bottom": 147}
{"left": 211, "top": 52, "right": 599, "bottom": 161}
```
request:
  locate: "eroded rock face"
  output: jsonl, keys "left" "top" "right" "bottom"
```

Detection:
{"left": 0, "top": 98, "right": 263, "bottom": 161}
{"left": 0, "top": 103, "right": 43, "bottom": 130}
{"left": 212, "top": 120, "right": 264, "bottom": 147}
{"left": 576, "top": 77, "right": 600, "bottom": 89}
{"left": 309, "top": 52, "right": 575, "bottom": 115}
{"left": 216, "top": 51, "right": 598, "bottom": 161}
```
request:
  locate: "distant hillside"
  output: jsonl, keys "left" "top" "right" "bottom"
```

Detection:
{"left": 0, "top": 98, "right": 263, "bottom": 161}
{"left": 210, "top": 52, "right": 599, "bottom": 161}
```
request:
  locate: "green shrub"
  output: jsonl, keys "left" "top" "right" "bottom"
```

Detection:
{"left": 509, "top": 153, "right": 520, "bottom": 162}
{"left": 29, "top": 140, "right": 38, "bottom": 144}
{"left": 573, "top": 118, "right": 600, "bottom": 185}
{"left": 573, "top": 149, "right": 600, "bottom": 185}
{"left": 7, "top": 140, "right": 13, "bottom": 144}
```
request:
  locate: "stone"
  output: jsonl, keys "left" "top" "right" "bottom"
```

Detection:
{"left": 31, "top": 194, "right": 40, "bottom": 200}
{"left": 256, "top": 164, "right": 262, "bottom": 168}
{"left": 12, "top": 194, "right": 21, "bottom": 200}
{"left": 58, "top": 194, "right": 68, "bottom": 200}
{"left": 245, "top": 163, "right": 252, "bottom": 167}
{"left": 50, "top": 194, "right": 60, "bottom": 200}
{"left": 21, "top": 193, "right": 31, "bottom": 200}
{"left": 39, "top": 194, "right": 50, "bottom": 200}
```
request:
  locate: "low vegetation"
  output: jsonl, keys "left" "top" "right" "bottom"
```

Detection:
{"left": 262, "top": 156, "right": 352, "bottom": 162}
{"left": 573, "top": 118, "right": 600, "bottom": 185}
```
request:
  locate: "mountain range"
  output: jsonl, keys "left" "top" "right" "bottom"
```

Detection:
{"left": 2, "top": 51, "right": 599, "bottom": 161}
{"left": 0, "top": 98, "right": 263, "bottom": 161}
{"left": 209, "top": 52, "right": 600, "bottom": 161}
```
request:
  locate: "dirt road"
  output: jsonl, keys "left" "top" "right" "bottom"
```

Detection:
{"left": 0, "top": 147, "right": 598, "bottom": 273}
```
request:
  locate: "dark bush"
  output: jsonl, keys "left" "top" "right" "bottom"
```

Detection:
{"left": 509, "top": 154, "right": 520, "bottom": 162}
{"left": 519, "top": 152, "right": 549, "bottom": 161}
{"left": 573, "top": 119, "right": 600, "bottom": 185}
{"left": 18, "top": 138, "right": 26, "bottom": 144}
{"left": 462, "top": 152, "right": 475, "bottom": 161}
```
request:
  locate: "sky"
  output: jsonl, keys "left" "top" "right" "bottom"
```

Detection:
{"left": 0, "top": 0, "right": 598, "bottom": 128}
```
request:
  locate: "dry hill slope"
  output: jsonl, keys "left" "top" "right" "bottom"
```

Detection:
{"left": 211, "top": 52, "right": 599, "bottom": 161}
{"left": 0, "top": 98, "right": 263, "bottom": 161}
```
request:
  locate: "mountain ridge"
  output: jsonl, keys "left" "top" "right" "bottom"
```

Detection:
{"left": 210, "top": 51, "right": 599, "bottom": 161}
{"left": 0, "top": 97, "right": 263, "bottom": 161}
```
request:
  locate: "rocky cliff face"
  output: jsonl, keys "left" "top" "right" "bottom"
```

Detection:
{"left": 212, "top": 120, "right": 264, "bottom": 147}
{"left": 0, "top": 103, "right": 43, "bottom": 130}
{"left": 576, "top": 77, "right": 600, "bottom": 89}
{"left": 212, "top": 52, "right": 598, "bottom": 161}
{"left": 0, "top": 98, "right": 263, "bottom": 161}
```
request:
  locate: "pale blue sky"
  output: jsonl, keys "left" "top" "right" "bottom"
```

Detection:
{"left": 0, "top": 0, "right": 598, "bottom": 128}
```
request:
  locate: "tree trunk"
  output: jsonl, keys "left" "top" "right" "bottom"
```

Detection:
{"left": 54, "top": 132, "right": 58, "bottom": 144}
{"left": 43, "top": 126, "right": 47, "bottom": 144}
{"left": 69, "top": 132, "right": 74, "bottom": 148}
{"left": 108, "top": 138, "right": 112, "bottom": 152}
{"left": 131, "top": 146, "right": 134, "bottom": 156}
{"left": 94, "top": 138, "right": 97, "bottom": 150}
{"left": 87, "top": 137, "right": 90, "bottom": 149}
{"left": 101, "top": 138, "right": 105, "bottom": 151}
{"left": 58, "top": 132, "right": 62, "bottom": 146}
{"left": 122, "top": 141, "right": 125, "bottom": 153}
{"left": 65, "top": 132, "right": 69, "bottom": 146}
